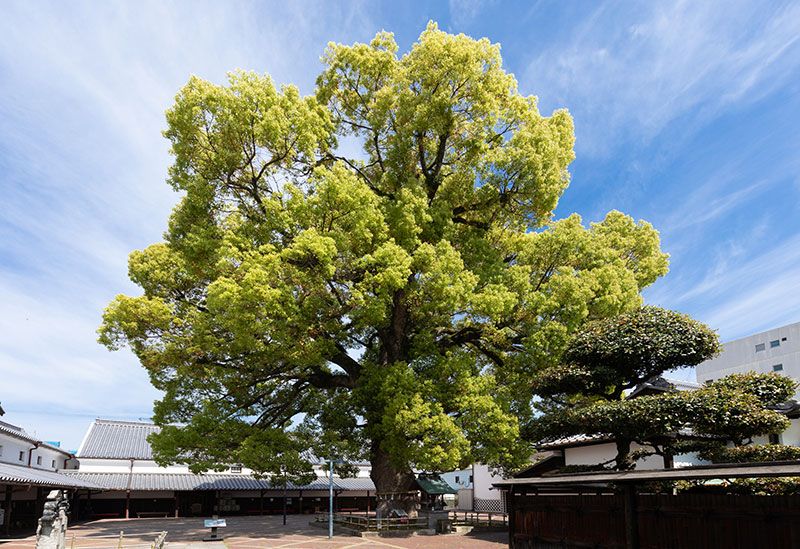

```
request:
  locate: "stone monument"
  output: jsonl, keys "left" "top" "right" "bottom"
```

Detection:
{"left": 35, "top": 490, "right": 69, "bottom": 549}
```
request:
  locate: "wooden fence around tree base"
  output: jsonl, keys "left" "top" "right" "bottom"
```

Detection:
{"left": 509, "top": 492, "right": 800, "bottom": 549}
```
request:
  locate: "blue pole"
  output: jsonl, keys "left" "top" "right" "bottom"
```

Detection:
{"left": 329, "top": 458, "right": 334, "bottom": 539}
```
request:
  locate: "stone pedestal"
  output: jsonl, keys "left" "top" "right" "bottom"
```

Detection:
{"left": 420, "top": 509, "right": 450, "bottom": 534}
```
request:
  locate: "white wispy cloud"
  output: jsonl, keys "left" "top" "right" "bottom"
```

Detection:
{"left": 0, "top": 0, "right": 377, "bottom": 448}
{"left": 523, "top": 1, "right": 800, "bottom": 155}
{"left": 646, "top": 231, "right": 800, "bottom": 341}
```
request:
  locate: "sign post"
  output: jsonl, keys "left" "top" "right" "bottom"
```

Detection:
{"left": 328, "top": 458, "right": 333, "bottom": 540}
{"left": 203, "top": 518, "right": 226, "bottom": 542}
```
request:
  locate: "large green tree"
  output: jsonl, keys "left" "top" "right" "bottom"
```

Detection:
{"left": 99, "top": 23, "right": 669, "bottom": 507}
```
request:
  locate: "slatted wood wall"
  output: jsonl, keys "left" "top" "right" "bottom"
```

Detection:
{"left": 509, "top": 492, "right": 800, "bottom": 549}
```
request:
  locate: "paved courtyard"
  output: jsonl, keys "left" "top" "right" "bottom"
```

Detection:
{"left": 0, "top": 515, "right": 507, "bottom": 549}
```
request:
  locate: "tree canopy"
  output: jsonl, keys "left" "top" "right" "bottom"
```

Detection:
{"left": 99, "top": 23, "right": 670, "bottom": 501}
{"left": 529, "top": 307, "right": 796, "bottom": 470}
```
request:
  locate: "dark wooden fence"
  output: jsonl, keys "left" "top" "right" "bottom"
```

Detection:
{"left": 509, "top": 491, "right": 800, "bottom": 549}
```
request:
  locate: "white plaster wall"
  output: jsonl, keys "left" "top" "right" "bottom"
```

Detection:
{"left": 472, "top": 463, "right": 503, "bottom": 501}
{"left": 564, "top": 442, "right": 664, "bottom": 470}
{"left": 0, "top": 434, "right": 72, "bottom": 471}
{"left": 132, "top": 460, "right": 195, "bottom": 473}
{"left": 780, "top": 418, "right": 800, "bottom": 446}
{"left": 0, "top": 434, "right": 35, "bottom": 466}
{"left": 311, "top": 463, "right": 371, "bottom": 478}
{"left": 30, "top": 446, "right": 72, "bottom": 471}
{"left": 77, "top": 458, "right": 134, "bottom": 472}
{"left": 696, "top": 322, "right": 800, "bottom": 398}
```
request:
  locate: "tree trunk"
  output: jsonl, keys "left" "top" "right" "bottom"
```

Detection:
{"left": 615, "top": 437, "right": 634, "bottom": 470}
{"left": 370, "top": 445, "right": 419, "bottom": 517}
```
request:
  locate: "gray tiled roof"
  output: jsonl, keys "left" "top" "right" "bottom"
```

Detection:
{"left": 62, "top": 472, "right": 375, "bottom": 492}
{"left": 0, "top": 420, "right": 75, "bottom": 457}
{"left": 78, "top": 419, "right": 160, "bottom": 459}
{"left": 0, "top": 420, "right": 38, "bottom": 444}
{"left": 0, "top": 463, "right": 101, "bottom": 489}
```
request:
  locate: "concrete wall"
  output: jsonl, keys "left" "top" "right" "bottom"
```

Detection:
{"left": 696, "top": 322, "right": 800, "bottom": 398}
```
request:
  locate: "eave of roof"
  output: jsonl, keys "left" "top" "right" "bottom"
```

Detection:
{"left": 0, "top": 463, "right": 101, "bottom": 489}
{"left": 61, "top": 472, "right": 376, "bottom": 492}
{"left": 493, "top": 460, "right": 800, "bottom": 488}
{"left": 416, "top": 476, "right": 457, "bottom": 495}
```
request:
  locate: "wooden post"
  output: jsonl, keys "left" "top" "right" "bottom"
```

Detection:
{"left": 73, "top": 489, "right": 80, "bottom": 522}
{"left": 35, "top": 486, "right": 45, "bottom": 522}
{"left": 298, "top": 490, "right": 303, "bottom": 515}
{"left": 366, "top": 490, "right": 370, "bottom": 513}
{"left": 259, "top": 490, "right": 264, "bottom": 516}
{"left": 507, "top": 488, "right": 515, "bottom": 549}
{"left": 622, "top": 484, "right": 639, "bottom": 549}
{"left": 3, "top": 485, "right": 12, "bottom": 536}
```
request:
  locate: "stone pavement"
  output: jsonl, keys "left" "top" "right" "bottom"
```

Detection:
{"left": 0, "top": 515, "right": 507, "bottom": 548}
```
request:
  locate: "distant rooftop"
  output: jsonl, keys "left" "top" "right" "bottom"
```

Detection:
{"left": 78, "top": 419, "right": 161, "bottom": 459}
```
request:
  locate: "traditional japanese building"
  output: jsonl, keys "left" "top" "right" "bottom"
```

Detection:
{"left": 0, "top": 419, "right": 98, "bottom": 535}
{"left": 63, "top": 419, "right": 376, "bottom": 518}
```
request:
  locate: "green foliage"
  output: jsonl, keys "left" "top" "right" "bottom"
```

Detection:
{"left": 538, "top": 306, "right": 721, "bottom": 400}
{"left": 529, "top": 306, "right": 793, "bottom": 470}
{"left": 708, "top": 372, "right": 797, "bottom": 407}
{"left": 532, "top": 373, "right": 793, "bottom": 469}
{"left": 698, "top": 443, "right": 800, "bottom": 464}
{"left": 670, "top": 477, "right": 800, "bottom": 496}
{"left": 99, "top": 23, "right": 670, "bottom": 488}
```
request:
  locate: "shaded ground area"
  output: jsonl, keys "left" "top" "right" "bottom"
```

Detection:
{"left": 0, "top": 515, "right": 507, "bottom": 548}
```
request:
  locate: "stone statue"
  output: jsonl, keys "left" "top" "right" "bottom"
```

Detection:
{"left": 36, "top": 490, "right": 69, "bottom": 549}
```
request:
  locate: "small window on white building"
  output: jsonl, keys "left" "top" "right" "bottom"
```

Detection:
{"left": 769, "top": 433, "right": 781, "bottom": 445}
{"left": 770, "top": 340, "right": 780, "bottom": 348}
{"left": 18, "top": 451, "right": 24, "bottom": 461}
{"left": 469, "top": 475, "right": 473, "bottom": 483}
{"left": 51, "top": 459, "right": 56, "bottom": 468}
{"left": 36, "top": 456, "right": 42, "bottom": 465}
{"left": 230, "top": 465, "right": 242, "bottom": 473}
{"left": 773, "top": 364, "right": 784, "bottom": 372}
{"left": 755, "top": 343, "right": 766, "bottom": 352}
{"left": 0, "top": 445, "right": 3, "bottom": 456}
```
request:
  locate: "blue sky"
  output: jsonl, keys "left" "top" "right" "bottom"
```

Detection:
{"left": 1, "top": 0, "right": 798, "bottom": 450}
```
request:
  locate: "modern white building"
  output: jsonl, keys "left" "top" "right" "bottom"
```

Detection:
{"left": 696, "top": 321, "right": 800, "bottom": 397}
{"left": 696, "top": 321, "right": 800, "bottom": 445}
